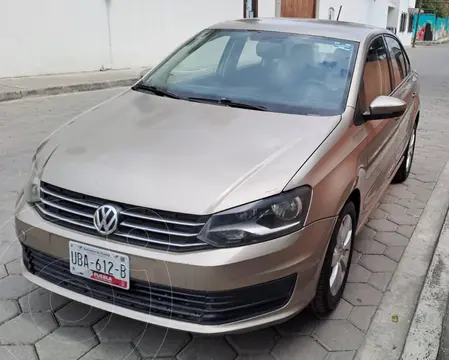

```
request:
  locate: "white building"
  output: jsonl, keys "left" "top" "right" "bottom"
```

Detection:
{"left": 316, "top": 0, "right": 417, "bottom": 46}
{"left": 0, "top": 0, "right": 277, "bottom": 78}
{"left": 0, "top": 0, "right": 415, "bottom": 78}
{"left": 386, "top": 0, "right": 418, "bottom": 46}
{"left": 316, "top": 0, "right": 390, "bottom": 28}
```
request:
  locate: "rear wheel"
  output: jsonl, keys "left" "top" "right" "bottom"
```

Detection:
{"left": 312, "top": 201, "right": 356, "bottom": 315}
{"left": 392, "top": 124, "right": 417, "bottom": 184}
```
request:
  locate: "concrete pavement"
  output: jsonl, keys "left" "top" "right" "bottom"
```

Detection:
{"left": 0, "top": 44, "right": 449, "bottom": 360}
{"left": 402, "top": 190, "right": 449, "bottom": 360}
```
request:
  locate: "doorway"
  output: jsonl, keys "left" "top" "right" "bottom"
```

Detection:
{"left": 243, "top": 0, "right": 258, "bottom": 18}
{"left": 281, "top": 0, "right": 316, "bottom": 18}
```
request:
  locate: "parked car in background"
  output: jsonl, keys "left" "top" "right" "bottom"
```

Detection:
{"left": 16, "top": 18, "right": 419, "bottom": 334}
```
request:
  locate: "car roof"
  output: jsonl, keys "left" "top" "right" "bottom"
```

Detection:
{"left": 208, "top": 18, "right": 385, "bottom": 42}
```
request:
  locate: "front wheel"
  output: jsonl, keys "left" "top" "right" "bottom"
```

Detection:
{"left": 311, "top": 201, "right": 356, "bottom": 315}
{"left": 392, "top": 124, "right": 417, "bottom": 184}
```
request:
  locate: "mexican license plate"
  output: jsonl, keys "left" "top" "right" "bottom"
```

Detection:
{"left": 69, "top": 241, "right": 130, "bottom": 290}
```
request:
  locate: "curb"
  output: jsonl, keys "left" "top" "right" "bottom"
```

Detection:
{"left": 401, "top": 204, "right": 449, "bottom": 359}
{"left": 416, "top": 38, "right": 449, "bottom": 46}
{"left": 356, "top": 160, "right": 449, "bottom": 360}
{"left": 0, "top": 77, "right": 138, "bottom": 103}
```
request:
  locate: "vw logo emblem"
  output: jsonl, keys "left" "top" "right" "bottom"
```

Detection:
{"left": 93, "top": 205, "right": 119, "bottom": 236}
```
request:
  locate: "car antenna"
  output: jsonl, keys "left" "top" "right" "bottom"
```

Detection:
{"left": 337, "top": 6, "right": 342, "bottom": 21}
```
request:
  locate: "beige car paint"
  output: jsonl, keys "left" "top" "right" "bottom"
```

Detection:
{"left": 38, "top": 92, "right": 342, "bottom": 215}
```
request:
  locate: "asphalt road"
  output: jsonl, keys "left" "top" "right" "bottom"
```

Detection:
{"left": 0, "top": 44, "right": 449, "bottom": 360}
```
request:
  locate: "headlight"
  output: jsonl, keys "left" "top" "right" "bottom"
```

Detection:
{"left": 24, "top": 158, "right": 41, "bottom": 203}
{"left": 198, "top": 186, "right": 312, "bottom": 247}
{"left": 23, "top": 139, "right": 50, "bottom": 203}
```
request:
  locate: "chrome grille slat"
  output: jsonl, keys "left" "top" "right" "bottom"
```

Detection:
{"left": 40, "top": 198, "right": 94, "bottom": 219}
{"left": 40, "top": 187, "right": 99, "bottom": 209}
{"left": 120, "top": 220, "right": 198, "bottom": 237}
{"left": 36, "top": 204, "right": 96, "bottom": 230}
{"left": 114, "top": 232, "right": 206, "bottom": 248}
{"left": 121, "top": 210, "right": 205, "bottom": 227}
{"left": 36, "top": 182, "right": 211, "bottom": 252}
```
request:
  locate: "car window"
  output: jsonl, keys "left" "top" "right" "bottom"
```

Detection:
{"left": 141, "top": 30, "right": 359, "bottom": 116}
{"left": 166, "top": 35, "right": 231, "bottom": 84}
{"left": 359, "top": 37, "right": 391, "bottom": 113}
{"left": 384, "top": 36, "right": 409, "bottom": 88}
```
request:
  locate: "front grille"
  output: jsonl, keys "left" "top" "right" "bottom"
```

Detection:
{"left": 23, "top": 245, "right": 297, "bottom": 325}
{"left": 35, "top": 182, "right": 212, "bottom": 252}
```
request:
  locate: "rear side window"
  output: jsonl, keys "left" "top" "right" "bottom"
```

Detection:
{"left": 384, "top": 36, "right": 409, "bottom": 88}
{"left": 359, "top": 37, "right": 391, "bottom": 112}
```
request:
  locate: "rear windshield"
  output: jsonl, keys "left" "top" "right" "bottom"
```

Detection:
{"left": 140, "top": 29, "right": 359, "bottom": 116}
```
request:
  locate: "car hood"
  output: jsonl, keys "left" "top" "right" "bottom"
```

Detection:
{"left": 40, "top": 90, "right": 340, "bottom": 215}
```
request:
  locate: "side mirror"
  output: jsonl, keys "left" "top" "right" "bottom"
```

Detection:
{"left": 139, "top": 68, "right": 151, "bottom": 79}
{"left": 363, "top": 95, "right": 407, "bottom": 121}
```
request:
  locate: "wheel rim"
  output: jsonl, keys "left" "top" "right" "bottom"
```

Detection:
{"left": 329, "top": 214, "right": 352, "bottom": 297}
{"left": 406, "top": 130, "right": 416, "bottom": 173}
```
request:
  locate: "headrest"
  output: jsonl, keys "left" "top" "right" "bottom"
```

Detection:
{"left": 290, "top": 43, "right": 314, "bottom": 57}
{"left": 289, "top": 43, "right": 315, "bottom": 64}
{"left": 256, "top": 40, "right": 284, "bottom": 59}
{"left": 333, "top": 48, "right": 351, "bottom": 60}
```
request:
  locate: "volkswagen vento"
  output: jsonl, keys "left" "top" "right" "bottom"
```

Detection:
{"left": 15, "top": 18, "right": 420, "bottom": 334}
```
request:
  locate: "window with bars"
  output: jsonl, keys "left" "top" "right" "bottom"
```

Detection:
{"left": 399, "top": 12, "right": 407, "bottom": 33}
{"left": 408, "top": 14, "right": 414, "bottom": 33}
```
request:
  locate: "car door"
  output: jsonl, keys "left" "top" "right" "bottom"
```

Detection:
{"left": 358, "top": 36, "right": 398, "bottom": 222}
{"left": 383, "top": 35, "right": 418, "bottom": 166}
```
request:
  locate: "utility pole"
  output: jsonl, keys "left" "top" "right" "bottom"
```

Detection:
{"left": 412, "top": 0, "right": 423, "bottom": 47}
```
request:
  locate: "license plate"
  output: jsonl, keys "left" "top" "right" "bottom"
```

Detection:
{"left": 69, "top": 241, "right": 130, "bottom": 290}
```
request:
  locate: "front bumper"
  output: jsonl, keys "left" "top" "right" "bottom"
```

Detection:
{"left": 15, "top": 194, "right": 335, "bottom": 334}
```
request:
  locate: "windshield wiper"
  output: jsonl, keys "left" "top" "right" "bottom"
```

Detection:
{"left": 188, "top": 97, "right": 267, "bottom": 111}
{"left": 132, "top": 83, "right": 180, "bottom": 99}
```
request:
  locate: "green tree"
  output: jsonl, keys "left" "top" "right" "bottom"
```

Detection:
{"left": 422, "top": 0, "right": 449, "bottom": 17}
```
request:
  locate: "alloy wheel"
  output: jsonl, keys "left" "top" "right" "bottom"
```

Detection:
{"left": 329, "top": 214, "right": 352, "bottom": 296}
{"left": 406, "top": 130, "right": 416, "bottom": 173}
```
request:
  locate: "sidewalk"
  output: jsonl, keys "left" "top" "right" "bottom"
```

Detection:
{"left": 399, "top": 164, "right": 449, "bottom": 360}
{"left": 438, "top": 265, "right": 449, "bottom": 360}
{"left": 416, "top": 38, "right": 449, "bottom": 46}
{"left": 0, "top": 67, "right": 149, "bottom": 102}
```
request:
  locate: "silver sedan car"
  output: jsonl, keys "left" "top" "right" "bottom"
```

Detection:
{"left": 16, "top": 18, "right": 419, "bottom": 334}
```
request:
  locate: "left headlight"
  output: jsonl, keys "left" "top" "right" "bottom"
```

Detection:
{"left": 24, "top": 157, "right": 41, "bottom": 203}
{"left": 198, "top": 186, "right": 312, "bottom": 248}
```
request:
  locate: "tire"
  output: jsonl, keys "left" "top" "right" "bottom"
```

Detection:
{"left": 392, "top": 124, "right": 417, "bottom": 184}
{"left": 311, "top": 201, "right": 356, "bottom": 316}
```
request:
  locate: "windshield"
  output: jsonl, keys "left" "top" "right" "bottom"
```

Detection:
{"left": 138, "top": 29, "right": 359, "bottom": 116}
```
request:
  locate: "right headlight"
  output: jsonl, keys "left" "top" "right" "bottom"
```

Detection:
{"left": 23, "top": 157, "right": 40, "bottom": 203}
{"left": 23, "top": 139, "right": 49, "bottom": 204}
{"left": 198, "top": 186, "right": 312, "bottom": 248}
